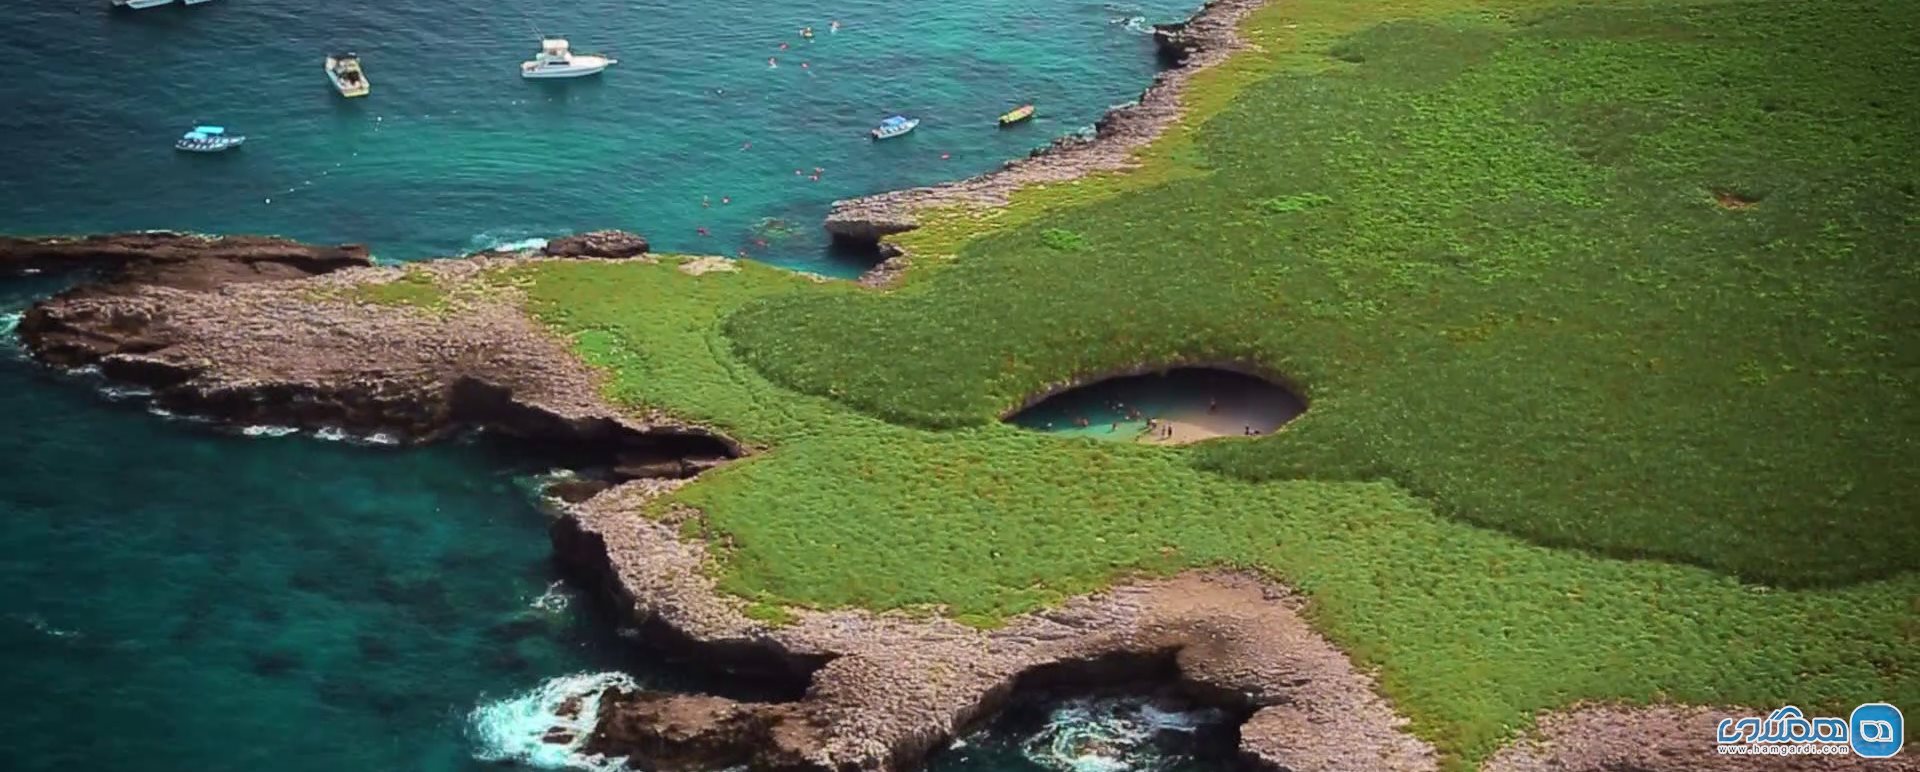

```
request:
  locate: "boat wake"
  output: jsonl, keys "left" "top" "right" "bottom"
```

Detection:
{"left": 1020, "top": 697, "right": 1226, "bottom": 772}
{"left": 1112, "top": 15, "right": 1154, "bottom": 34}
{"left": 468, "top": 672, "right": 636, "bottom": 771}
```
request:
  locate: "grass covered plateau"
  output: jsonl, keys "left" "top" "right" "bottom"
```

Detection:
{"left": 441, "top": 0, "right": 1920, "bottom": 767}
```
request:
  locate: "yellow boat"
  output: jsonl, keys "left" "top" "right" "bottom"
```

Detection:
{"left": 998, "top": 104, "right": 1035, "bottom": 127}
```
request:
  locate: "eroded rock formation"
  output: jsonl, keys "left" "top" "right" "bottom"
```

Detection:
{"left": 11, "top": 232, "right": 735, "bottom": 481}
{"left": 556, "top": 478, "right": 1437, "bottom": 772}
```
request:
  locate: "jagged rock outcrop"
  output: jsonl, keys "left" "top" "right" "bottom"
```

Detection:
{"left": 582, "top": 691, "right": 823, "bottom": 771}
{"left": 13, "top": 232, "right": 736, "bottom": 482}
{"left": 0, "top": 231, "right": 370, "bottom": 288}
{"left": 541, "top": 230, "right": 651, "bottom": 260}
{"left": 556, "top": 478, "right": 1439, "bottom": 772}
{"left": 822, "top": 0, "right": 1265, "bottom": 286}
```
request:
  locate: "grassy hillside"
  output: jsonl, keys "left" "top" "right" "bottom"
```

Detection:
{"left": 477, "top": 0, "right": 1920, "bottom": 767}
{"left": 725, "top": 0, "right": 1920, "bottom": 586}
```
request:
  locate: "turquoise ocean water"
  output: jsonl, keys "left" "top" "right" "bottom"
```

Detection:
{"left": 3, "top": 0, "right": 1186, "bottom": 275}
{"left": 0, "top": 0, "right": 1226, "bottom": 769}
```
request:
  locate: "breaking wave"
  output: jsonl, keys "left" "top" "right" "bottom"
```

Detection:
{"left": 1020, "top": 697, "right": 1225, "bottom": 772}
{"left": 530, "top": 580, "right": 573, "bottom": 614}
{"left": 466, "top": 231, "right": 550, "bottom": 255}
{"left": 242, "top": 425, "right": 300, "bottom": 438}
{"left": 0, "top": 311, "right": 20, "bottom": 337}
{"left": 468, "top": 672, "right": 635, "bottom": 771}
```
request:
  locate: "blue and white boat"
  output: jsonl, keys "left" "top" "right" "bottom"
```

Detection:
{"left": 870, "top": 115, "right": 919, "bottom": 140}
{"left": 175, "top": 125, "right": 245, "bottom": 153}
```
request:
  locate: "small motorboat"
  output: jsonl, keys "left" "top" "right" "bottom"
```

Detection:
{"left": 326, "top": 53, "right": 370, "bottom": 97}
{"left": 111, "top": 0, "right": 176, "bottom": 8}
{"left": 521, "top": 38, "right": 617, "bottom": 79}
{"left": 998, "top": 104, "right": 1035, "bottom": 127}
{"left": 175, "top": 125, "right": 244, "bottom": 153}
{"left": 871, "top": 115, "right": 919, "bottom": 140}
{"left": 182, "top": 0, "right": 216, "bottom": 4}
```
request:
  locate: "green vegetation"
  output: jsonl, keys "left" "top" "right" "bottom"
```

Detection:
{"left": 471, "top": 0, "right": 1920, "bottom": 767}
{"left": 345, "top": 267, "right": 446, "bottom": 309}
{"left": 728, "top": 0, "right": 1920, "bottom": 587}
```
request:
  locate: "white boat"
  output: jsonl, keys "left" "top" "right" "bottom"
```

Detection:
{"left": 111, "top": 0, "right": 177, "bottom": 8}
{"left": 325, "top": 53, "right": 370, "bottom": 98}
{"left": 175, "top": 125, "right": 245, "bottom": 153}
{"left": 871, "top": 115, "right": 919, "bottom": 140}
{"left": 521, "top": 39, "right": 616, "bottom": 79}
{"left": 182, "top": 0, "right": 216, "bottom": 4}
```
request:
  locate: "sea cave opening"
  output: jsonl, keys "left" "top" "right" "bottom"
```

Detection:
{"left": 1005, "top": 366, "right": 1304, "bottom": 444}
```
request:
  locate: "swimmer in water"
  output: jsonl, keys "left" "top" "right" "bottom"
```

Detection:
{"left": 697, "top": 227, "right": 711, "bottom": 236}
{"left": 702, "top": 196, "right": 711, "bottom": 208}
{"left": 940, "top": 152, "right": 951, "bottom": 160}
{"left": 830, "top": 19, "right": 841, "bottom": 32}
{"left": 721, "top": 196, "right": 731, "bottom": 205}
{"left": 768, "top": 57, "right": 778, "bottom": 68}
{"left": 780, "top": 42, "right": 789, "bottom": 50}
{"left": 741, "top": 141, "right": 752, "bottom": 150}
{"left": 801, "top": 26, "right": 814, "bottom": 39}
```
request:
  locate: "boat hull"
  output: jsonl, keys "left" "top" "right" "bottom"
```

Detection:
{"left": 521, "top": 63, "right": 613, "bottom": 79}
{"left": 998, "top": 106, "right": 1035, "bottom": 126}
{"left": 112, "top": 0, "right": 176, "bottom": 8}
{"left": 175, "top": 138, "right": 244, "bottom": 152}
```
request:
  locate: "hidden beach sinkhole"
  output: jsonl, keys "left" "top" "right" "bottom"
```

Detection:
{"left": 1006, "top": 367, "right": 1305, "bottom": 444}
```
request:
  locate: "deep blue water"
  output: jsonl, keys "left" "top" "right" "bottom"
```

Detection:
{"left": 1, "top": 0, "right": 1188, "bottom": 275}
{"left": 0, "top": 0, "right": 1224, "bottom": 769}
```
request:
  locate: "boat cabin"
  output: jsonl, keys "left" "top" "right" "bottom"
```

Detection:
{"left": 538, "top": 39, "right": 574, "bottom": 62}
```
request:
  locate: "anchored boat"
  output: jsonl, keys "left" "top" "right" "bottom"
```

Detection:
{"left": 325, "top": 53, "right": 370, "bottom": 98}
{"left": 175, "top": 125, "right": 244, "bottom": 153}
{"left": 998, "top": 104, "right": 1035, "bottom": 127}
{"left": 871, "top": 115, "right": 919, "bottom": 140}
{"left": 111, "top": 0, "right": 176, "bottom": 8}
{"left": 521, "top": 38, "right": 616, "bottom": 79}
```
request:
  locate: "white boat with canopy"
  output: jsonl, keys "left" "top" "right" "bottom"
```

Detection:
{"left": 521, "top": 39, "right": 616, "bottom": 79}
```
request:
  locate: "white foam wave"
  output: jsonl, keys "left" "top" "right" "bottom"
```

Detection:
{"left": 467, "top": 232, "right": 550, "bottom": 255}
{"left": 1020, "top": 697, "right": 1223, "bottom": 772}
{"left": 529, "top": 581, "right": 572, "bottom": 614}
{"left": 366, "top": 432, "right": 400, "bottom": 446}
{"left": 242, "top": 425, "right": 300, "bottom": 438}
{"left": 468, "top": 672, "right": 636, "bottom": 771}
{"left": 101, "top": 384, "right": 155, "bottom": 401}
{"left": 315, "top": 427, "right": 349, "bottom": 442}
{"left": 0, "top": 311, "right": 20, "bottom": 337}
{"left": 16, "top": 613, "right": 81, "bottom": 640}
{"left": 1115, "top": 15, "right": 1153, "bottom": 33}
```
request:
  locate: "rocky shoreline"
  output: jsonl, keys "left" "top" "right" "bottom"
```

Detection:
{"left": 8, "top": 232, "right": 736, "bottom": 487}
{"left": 1, "top": 232, "right": 1838, "bottom": 772}
{"left": 823, "top": 0, "right": 1265, "bottom": 286}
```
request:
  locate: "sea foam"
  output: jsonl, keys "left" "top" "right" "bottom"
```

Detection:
{"left": 467, "top": 232, "right": 550, "bottom": 255}
{"left": 468, "top": 672, "right": 635, "bottom": 771}
{"left": 1021, "top": 697, "right": 1224, "bottom": 772}
{"left": 242, "top": 425, "right": 300, "bottom": 438}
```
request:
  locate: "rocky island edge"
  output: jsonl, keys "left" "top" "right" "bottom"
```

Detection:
{"left": 0, "top": 1, "right": 1880, "bottom": 769}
